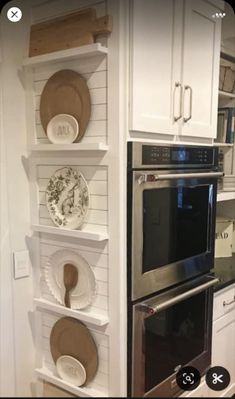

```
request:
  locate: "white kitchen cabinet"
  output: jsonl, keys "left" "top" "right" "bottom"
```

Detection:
{"left": 129, "top": 0, "right": 182, "bottom": 136}
{"left": 130, "top": 0, "right": 221, "bottom": 139}
{"left": 181, "top": 0, "right": 221, "bottom": 138}
{"left": 210, "top": 285, "right": 235, "bottom": 397}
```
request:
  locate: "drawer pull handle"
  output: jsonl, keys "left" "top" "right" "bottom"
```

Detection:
{"left": 223, "top": 296, "right": 235, "bottom": 307}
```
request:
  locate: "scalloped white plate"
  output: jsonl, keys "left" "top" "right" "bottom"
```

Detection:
{"left": 56, "top": 355, "right": 86, "bottom": 386}
{"left": 47, "top": 114, "right": 79, "bottom": 144}
{"left": 44, "top": 249, "right": 96, "bottom": 309}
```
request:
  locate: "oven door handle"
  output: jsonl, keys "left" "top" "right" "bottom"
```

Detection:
{"left": 140, "top": 277, "right": 219, "bottom": 315}
{"left": 138, "top": 171, "right": 223, "bottom": 184}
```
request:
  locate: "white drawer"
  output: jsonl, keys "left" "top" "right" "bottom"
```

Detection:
{"left": 213, "top": 283, "right": 235, "bottom": 321}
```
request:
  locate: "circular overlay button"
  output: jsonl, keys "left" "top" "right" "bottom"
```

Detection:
{"left": 176, "top": 366, "right": 201, "bottom": 391}
{"left": 206, "top": 366, "right": 230, "bottom": 391}
{"left": 7, "top": 7, "right": 22, "bottom": 22}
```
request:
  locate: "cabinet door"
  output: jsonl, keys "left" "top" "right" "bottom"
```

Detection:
{"left": 210, "top": 309, "right": 235, "bottom": 396}
{"left": 129, "top": 0, "right": 182, "bottom": 135}
{"left": 181, "top": 0, "right": 221, "bottom": 139}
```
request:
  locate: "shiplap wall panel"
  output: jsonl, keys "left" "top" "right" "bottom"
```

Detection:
{"left": 40, "top": 243, "right": 108, "bottom": 268}
{"left": 34, "top": 71, "right": 106, "bottom": 95}
{"left": 41, "top": 257, "right": 108, "bottom": 283}
{"left": 32, "top": 54, "right": 107, "bottom": 144}
{"left": 40, "top": 236, "right": 108, "bottom": 255}
{"left": 39, "top": 238, "right": 109, "bottom": 313}
{"left": 39, "top": 206, "right": 108, "bottom": 225}
{"left": 40, "top": 277, "right": 108, "bottom": 298}
{"left": 38, "top": 178, "right": 107, "bottom": 195}
{"left": 35, "top": 87, "right": 106, "bottom": 110}
{"left": 28, "top": 0, "right": 111, "bottom": 395}
{"left": 40, "top": 312, "right": 109, "bottom": 393}
{"left": 34, "top": 58, "right": 107, "bottom": 81}
{"left": 40, "top": 279, "right": 108, "bottom": 311}
{"left": 34, "top": 164, "right": 108, "bottom": 231}
{"left": 36, "top": 121, "right": 107, "bottom": 142}
{"left": 35, "top": 104, "right": 106, "bottom": 124}
{"left": 39, "top": 194, "right": 108, "bottom": 211}
{"left": 38, "top": 165, "right": 107, "bottom": 180}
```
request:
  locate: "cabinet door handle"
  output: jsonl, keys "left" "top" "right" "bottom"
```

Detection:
{"left": 183, "top": 85, "right": 193, "bottom": 122}
{"left": 223, "top": 296, "right": 235, "bottom": 307}
{"left": 174, "top": 82, "right": 183, "bottom": 121}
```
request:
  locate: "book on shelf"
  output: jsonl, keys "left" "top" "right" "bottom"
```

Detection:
{"left": 216, "top": 107, "right": 235, "bottom": 144}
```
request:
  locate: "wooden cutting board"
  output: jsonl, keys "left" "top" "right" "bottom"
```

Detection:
{"left": 50, "top": 317, "right": 98, "bottom": 384}
{"left": 40, "top": 69, "right": 91, "bottom": 142}
{"left": 29, "top": 8, "right": 112, "bottom": 57}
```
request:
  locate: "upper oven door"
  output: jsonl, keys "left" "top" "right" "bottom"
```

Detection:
{"left": 131, "top": 170, "right": 222, "bottom": 301}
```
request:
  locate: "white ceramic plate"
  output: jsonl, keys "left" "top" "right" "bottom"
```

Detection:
{"left": 46, "top": 167, "right": 89, "bottom": 229}
{"left": 56, "top": 355, "right": 86, "bottom": 386}
{"left": 47, "top": 114, "right": 79, "bottom": 144}
{"left": 44, "top": 249, "right": 96, "bottom": 309}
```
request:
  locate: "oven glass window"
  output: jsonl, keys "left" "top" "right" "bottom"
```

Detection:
{"left": 143, "top": 185, "right": 212, "bottom": 273}
{"left": 144, "top": 291, "right": 206, "bottom": 392}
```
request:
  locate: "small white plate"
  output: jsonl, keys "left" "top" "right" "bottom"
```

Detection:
{"left": 56, "top": 355, "right": 86, "bottom": 386}
{"left": 47, "top": 114, "right": 79, "bottom": 144}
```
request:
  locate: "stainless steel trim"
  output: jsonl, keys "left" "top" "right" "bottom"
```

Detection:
{"left": 141, "top": 277, "right": 219, "bottom": 314}
{"left": 184, "top": 85, "right": 193, "bottom": 122}
{"left": 174, "top": 82, "right": 183, "bottom": 121}
{"left": 138, "top": 171, "right": 223, "bottom": 184}
{"left": 223, "top": 296, "right": 235, "bottom": 307}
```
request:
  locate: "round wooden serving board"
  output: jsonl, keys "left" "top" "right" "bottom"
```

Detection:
{"left": 40, "top": 70, "right": 91, "bottom": 142}
{"left": 50, "top": 317, "right": 98, "bottom": 384}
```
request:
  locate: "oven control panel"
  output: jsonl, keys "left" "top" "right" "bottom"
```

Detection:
{"left": 141, "top": 145, "right": 216, "bottom": 167}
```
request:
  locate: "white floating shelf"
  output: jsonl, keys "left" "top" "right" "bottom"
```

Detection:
{"left": 30, "top": 143, "right": 108, "bottom": 152}
{"left": 219, "top": 90, "right": 235, "bottom": 99}
{"left": 32, "top": 224, "right": 108, "bottom": 241}
{"left": 34, "top": 298, "right": 109, "bottom": 326}
{"left": 213, "top": 142, "right": 233, "bottom": 147}
{"left": 217, "top": 191, "right": 235, "bottom": 202}
{"left": 23, "top": 43, "right": 108, "bottom": 67}
{"left": 35, "top": 368, "right": 107, "bottom": 397}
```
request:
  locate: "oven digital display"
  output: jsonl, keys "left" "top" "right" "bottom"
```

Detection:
{"left": 141, "top": 145, "right": 216, "bottom": 166}
{"left": 172, "top": 149, "right": 189, "bottom": 162}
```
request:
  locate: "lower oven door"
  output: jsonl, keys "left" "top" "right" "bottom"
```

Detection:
{"left": 132, "top": 275, "right": 219, "bottom": 397}
{"left": 131, "top": 170, "right": 222, "bottom": 300}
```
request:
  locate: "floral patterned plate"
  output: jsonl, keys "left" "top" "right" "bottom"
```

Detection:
{"left": 46, "top": 167, "right": 89, "bottom": 229}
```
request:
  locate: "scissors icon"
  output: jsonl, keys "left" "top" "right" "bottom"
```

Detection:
{"left": 212, "top": 373, "right": 223, "bottom": 384}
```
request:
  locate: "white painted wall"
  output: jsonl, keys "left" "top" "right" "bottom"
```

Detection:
{"left": 1, "top": 0, "right": 128, "bottom": 397}
{"left": 0, "top": 1, "right": 35, "bottom": 396}
{"left": 0, "top": 43, "right": 16, "bottom": 398}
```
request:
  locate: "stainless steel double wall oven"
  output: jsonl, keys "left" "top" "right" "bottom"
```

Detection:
{"left": 127, "top": 142, "right": 222, "bottom": 397}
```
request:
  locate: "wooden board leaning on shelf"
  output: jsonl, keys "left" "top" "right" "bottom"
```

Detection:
{"left": 29, "top": 8, "right": 112, "bottom": 57}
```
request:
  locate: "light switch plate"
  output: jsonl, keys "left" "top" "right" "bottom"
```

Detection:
{"left": 14, "top": 250, "right": 30, "bottom": 279}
